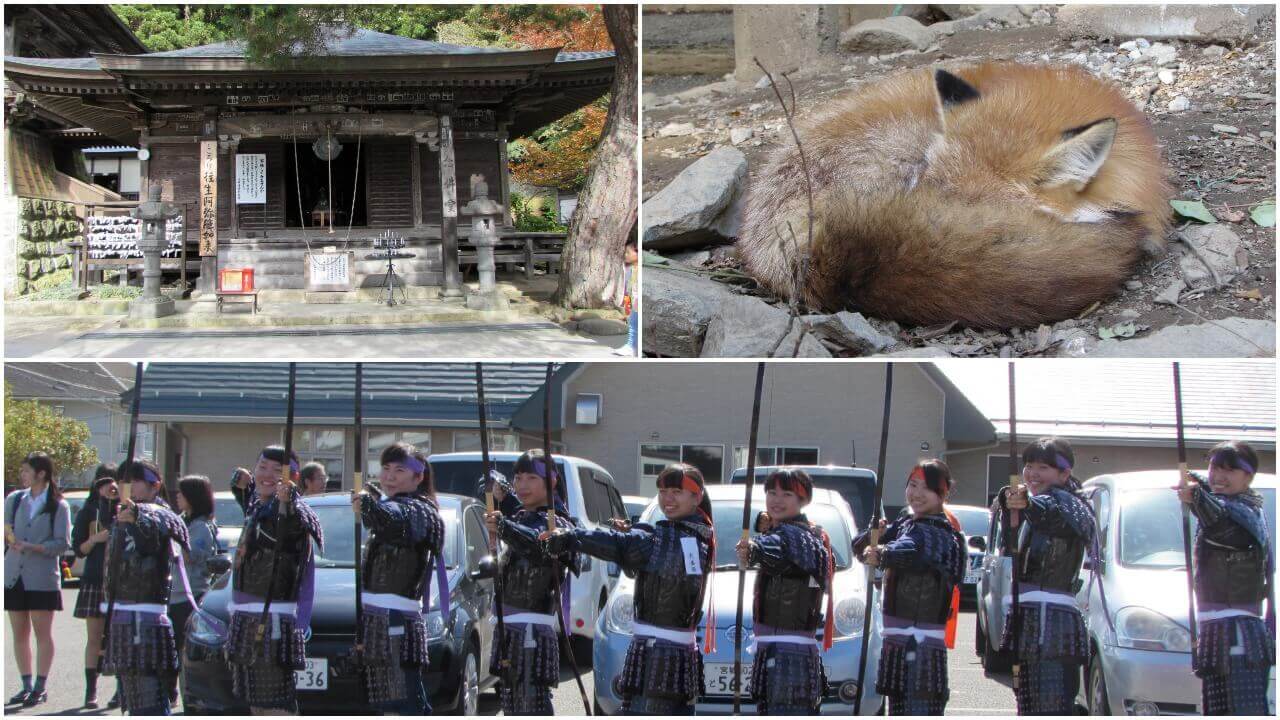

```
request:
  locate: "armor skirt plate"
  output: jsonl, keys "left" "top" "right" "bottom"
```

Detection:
{"left": 103, "top": 611, "right": 178, "bottom": 675}
{"left": 876, "top": 635, "right": 948, "bottom": 705}
{"left": 749, "top": 641, "right": 825, "bottom": 714}
{"left": 490, "top": 621, "right": 559, "bottom": 715}
{"left": 226, "top": 612, "right": 306, "bottom": 710}
{"left": 360, "top": 609, "right": 430, "bottom": 712}
{"left": 619, "top": 635, "right": 703, "bottom": 704}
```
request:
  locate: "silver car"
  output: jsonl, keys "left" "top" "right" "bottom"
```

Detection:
{"left": 1075, "top": 471, "right": 1276, "bottom": 716}
{"left": 591, "top": 484, "right": 884, "bottom": 715}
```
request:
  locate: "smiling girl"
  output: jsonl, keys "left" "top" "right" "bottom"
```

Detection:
{"left": 854, "top": 460, "right": 965, "bottom": 715}
{"left": 1175, "top": 440, "right": 1274, "bottom": 715}
{"left": 734, "top": 468, "right": 833, "bottom": 715}
{"left": 482, "top": 449, "right": 581, "bottom": 715}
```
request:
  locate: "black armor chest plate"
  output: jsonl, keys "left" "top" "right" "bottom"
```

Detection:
{"left": 1197, "top": 540, "right": 1267, "bottom": 605}
{"left": 233, "top": 513, "right": 305, "bottom": 601}
{"left": 634, "top": 521, "right": 710, "bottom": 629}
{"left": 364, "top": 540, "right": 430, "bottom": 599}
{"left": 1019, "top": 527, "right": 1086, "bottom": 593}
{"left": 757, "top": 570, "right": 823, "bottom": 631}
{"left": 113, "top": 550, "right": 172, "bottom": 604}
{"left": 883, "top": 567, "right": 952, "bottom": 625}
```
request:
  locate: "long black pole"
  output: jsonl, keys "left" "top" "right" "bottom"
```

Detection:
{"left": 1008, "top": 363, "right": 1022, "bottom": 694}
{"left": 102, "top": 363, "right": 144, "bottom": 647}
{"left": 353, "top": 363, "right": 365, "bottom": 656}
{"left": 259, "top": 363, "right": 296, "bottom": 634}
{"left": 476, "top": 363, "right": 508, "bottom": 679}
{"left": 853, "top": 364, "right": 893, "bottom": 716}
{"left": 541, "top": 363, "right": 591, "bottom": 715}
{"left": 732, "top": 362, "right": 767, "bottom": 714}
{"left": 1173, "top": 363, "right": 1199, "bottom": 653}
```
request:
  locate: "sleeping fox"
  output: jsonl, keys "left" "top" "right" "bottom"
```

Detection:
{"left": 736, "top": 62, "right": 1172, "bottom": 329}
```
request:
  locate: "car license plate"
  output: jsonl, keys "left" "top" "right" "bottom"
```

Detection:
{"left": 965, "top": 556, "right": 983, "bottom": 584}
{"left": 295, "top": 657, "right": 328, "bottom": 691}
{"left": 703, "top": 662, "right": 750, "bottom": 696}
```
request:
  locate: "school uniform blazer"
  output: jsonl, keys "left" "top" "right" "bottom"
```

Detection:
{"left": 4, "top": 490, "right": 72, "bottom": 592}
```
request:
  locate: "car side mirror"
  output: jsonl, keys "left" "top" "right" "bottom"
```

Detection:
{"left": 471, "top": 556, "right": 497, "bottom": 580}
{"left": 207, "top": 556, "right": 232, "bottom": 577}
{"left": 968, "top": 536, "right": 987, "bottom": 553}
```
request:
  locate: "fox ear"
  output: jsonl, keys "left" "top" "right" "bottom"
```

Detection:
{"left": 934, "top": 69, "right": 980, "bottom": 132}
{"left": 1041, "top": 118, "right": 1117, "bottom": 190}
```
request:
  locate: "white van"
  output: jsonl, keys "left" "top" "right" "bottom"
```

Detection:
{"left": 428, "top": 451, "right": 630, "bottom": 642}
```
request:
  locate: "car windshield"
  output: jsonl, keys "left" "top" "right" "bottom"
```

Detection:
{"left": 308, "top": 505, "right": 458, "bottom": 570}
{"left": 214, "top": 497, "right": 245, "bottom": 528}
{"left": 65, "top": 496, "right": 86, "bottom": 517}
{"left": 429, "top": 459, "right": 569, "bottom": 499}
{"left": 947, "top": 506, "right": 990, "bottom": 538}
{"left": 1119, "top": 487, "right": 1276, "bottom": 568}
{"left": 642, "top": 499, "right": 853, "bottom": 570}
{"left": 730, "top": 470, "right": 876, "bottom": 530}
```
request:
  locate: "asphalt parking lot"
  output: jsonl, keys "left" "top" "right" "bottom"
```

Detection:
{"left": 4, "top": 585, "right": 1015, "bottom": 716}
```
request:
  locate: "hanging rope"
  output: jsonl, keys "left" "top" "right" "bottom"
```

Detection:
{"left": 343, "top": 114, "right": 363, "bottom": 245}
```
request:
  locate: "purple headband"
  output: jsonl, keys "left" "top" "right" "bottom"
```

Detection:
{"left": 400, "top": 456, "right": 426, "bottom": 475}
{"left": 532, "top": 460, "right": 558, "bottom": 481}
{"left": 1210, "top": 452, "right": 1254, "bottom": 475}
{"left": 1055, "top": 453, "right": 1074, "bottom": 472}
{"left": 137, "top": 467, "right": 161, "bottom": 485}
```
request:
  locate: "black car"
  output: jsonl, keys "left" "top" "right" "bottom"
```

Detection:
{"left": 181, "top": 492, "right": 498, "bottom": 715}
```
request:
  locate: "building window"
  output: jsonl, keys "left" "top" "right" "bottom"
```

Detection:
{"left": 640, "top": 443, "right": 725, "bottom": 484}
{"left": 117, "top": 420, "right": 156, "bottom": 461}
{"left": 366, "top": 429, "right": 432, "bottom": 481}
{"left": 731, "top": 446, "right": 820, "bottom": 470}
{"left": 451, "top": 431, "right": 520, "bottom": 453}
{"left": 575, "top": 394, "right": 602, "bottom": 425}
{"left": 985, "top": 454, "right": 1015, "bottom": 504}
{"left": 291, "top": 427, "right": 346, "bottom": 489}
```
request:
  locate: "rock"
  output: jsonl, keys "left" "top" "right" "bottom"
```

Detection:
{"left": 838, "top": 16, "right": 935, "bottom": 54}
{"left": 1051, "top": 328, "right": 1098, "bottom": 358}
{"left": 1057, "top": 4, "right": 1274, "bottom": 43}
{"left": 1158, "top": 69, "right": 1176, "bottom": 85}
{"left": 1167, "top": 96, "right": 1191, "bottom": 112}
{"left": 643, "top": 146, "right": 748, "bottom": 251}
{"left": 876, "top": 346, "right": 953, "bottom": 358}
{"left": 935, "top": 5, "right": 989, "bottom": 19}
{"left": 1179, "top": 224, "right": 1244, "bottom": 289}
{"left": 1202, "top": 45, "right": 1228, "bottom": 57}
{"left": 1124, "top": 279, "right": 1144, "bottom": 291}
{"left": 658, "top": 122, "right": 697, "bottom": 138}
{"left": 1212, "top": 124, "right": 1240, "bottom": 134}
{"left": 668, "top": 249, "right": 712, "bottom": 267}
{"left": 730, "top": 127, "right": 754, "bottom": 145}
{"left": 1118, "top": 309, "right": 1142, "bottom": 319}
{"left": 1154, "top": 278, "right": 1186, "bottom": 305}
{"left": 1119, "top": 40, "right": 1141, "bottom": 51}
{"left": 1146, "top": 42, "right": 1177, "bottom": 66}
{"left": 701, "top": 296, "right": 832, "bottom": 358}
{"left": 809, "top": 311, "right": 897, "bottom": 355}
{"left": 577, "top": 317, "right": 628, "bottom": 336}
{"left": 671, "top": 80, "right": 738, "bottom": 104}
{"left": 978, "top": 5, "right": 1031, "bottom": 27}
{"left": 1090, "top": 319, "right": 1276, "bottom": 357}
{"left": 641, "top": 266, "right": 737, "bottom": 357}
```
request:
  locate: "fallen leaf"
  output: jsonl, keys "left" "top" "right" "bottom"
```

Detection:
{"left": 1214, "top": 206, "right": 1246, "bottom": 223}
{"left": 1170, "top": 200, "right": 1216, "bottom": 224}
{"left": 1250, "top": 200, "right": 1275, "bottom": 227}
{"left": 1098, "top": 321, "right": 1138, "bottom": 340}
{"left": 1233, "top": 288, "right": 1264, "bottom": 301}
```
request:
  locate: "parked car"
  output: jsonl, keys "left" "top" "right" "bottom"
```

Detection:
{"left": 592, "top": 484, "right": 883, "bottom": 715}
{"left": 61, "top": 490, "right": 91, "bottom": 580}
{"left": 945, "top": 503, "right": 990, "bottom": 604}
{"left": 212, "top": 490, "right": 246, "bottom": 557}
{"left": 729, "top": 465, "right": 879, "bottom": 530}
{"left": 1074, "top": 471, "right": 1276, "bottom": 716}
{"left": 181, "top": 492, "right": 498, "bottom": 715}
{"left": 430, "top": 451, "right": 630, "bottom": 640}
{"left": 621, "top": 494, "right": 649, "bottom": 524}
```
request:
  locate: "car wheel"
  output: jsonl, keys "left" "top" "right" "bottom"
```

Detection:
{"left": 451, "top": 644, "right": 480, "bottom": 716}
{"left": 974, "top": 609, "right": 986, "bottom": 655}
{"left": 1088, "top": 656, "right": 1109, "bottom": 716}
{"left": 981, "top": 615, "right": 1012, "bottom": 674}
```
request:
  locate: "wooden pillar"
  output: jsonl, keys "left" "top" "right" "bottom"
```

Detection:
{"left": 410, "top": 138, "right": 424, "bottom": 228}
{"left": 497, "top": 130, "right": 512, "bottom": 227}
{"left": 439, "top": 114, "right": 462, "bottom": 297}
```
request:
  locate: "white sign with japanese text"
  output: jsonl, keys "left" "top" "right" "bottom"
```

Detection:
{"left": 235, "top": 153, "right": 267, "bottom": 204}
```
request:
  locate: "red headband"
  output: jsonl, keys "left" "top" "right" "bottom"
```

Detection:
{"left": 681, "top": 474, "right": 703, "bottom": 496}
{"left": 910, "top": 466, "right": 927, "bottom": 483}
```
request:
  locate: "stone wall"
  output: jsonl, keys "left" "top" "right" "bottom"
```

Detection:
{"left": 14, "top": 197, "right": 80, "bottom": 295}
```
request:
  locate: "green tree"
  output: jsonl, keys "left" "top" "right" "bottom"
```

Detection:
{"left": 4, "top": 384, "right": 99, "bottom": 490}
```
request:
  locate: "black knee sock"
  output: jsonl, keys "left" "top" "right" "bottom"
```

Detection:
{"left": 20, "top": 675, "right": 32, "bottom": 692}
{"left": 86, "top": 668, "right": 99, "bottom": 691}
{"left": 31, "top": 676, "right": 46, "bottom": 693}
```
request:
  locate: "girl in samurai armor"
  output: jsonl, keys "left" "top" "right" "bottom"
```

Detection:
{"left": 544, "top": 463, "right": 717, "bottom": 716}
{"left": 998, "top": 437, "right": 1108, "bottom": 715}
{"left": 226, "top": 445, "right": 324, "bottom": 715}
{"left": 351, "top": 442, "right": 447, "bottom": 715}
{"left": 482, "top": 449, "right": 582, "bottom": 715}
{"left": 1176, "top": 440, "right": 1275, "bottom": 715}
{"left": 734, "top": 468, "right": 834, "bottom": 715}
{"left": 101, "top": 460, "right": 189, "bottom": 715}
{"left": 854, "top": 460, "right": 965, "bottom": 715}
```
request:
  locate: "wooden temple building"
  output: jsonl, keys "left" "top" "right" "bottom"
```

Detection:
{"left": 4, "top": 24, "right": 615, "bottom": 295}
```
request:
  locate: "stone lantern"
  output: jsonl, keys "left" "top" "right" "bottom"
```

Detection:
{"left": 460, "top": 173, "right": 509, "bottom": 312}
{"left": 129, "top": 183, "right": 182, "bottom": 318}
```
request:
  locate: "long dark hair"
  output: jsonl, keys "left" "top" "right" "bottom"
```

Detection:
{"left": 22, "top": 451, "right": 61, "bottom": 516}
{"left": 764, "top": 467, "right": 814, "bottom": 503}
{"left": 177, "top": 475, "right": 215, "bottom": 521}
{"left": 380, "top": 441, "right": 435, "bottom": 499}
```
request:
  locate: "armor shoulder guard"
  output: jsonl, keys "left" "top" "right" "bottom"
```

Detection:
{"left": 1220, "top": 493, "right": 1270, "bottom": 549}
{"left": 292, "top": 496, "right": 324, "bottom": 550}
{"left": 136, "top": 502, "right": 190, "bottom": 552}
{"left": 1048, "top": 487, "right": 1096, "bottom": 542}
{"left": 772, "top": 521, "right": 830, "bottom": 583}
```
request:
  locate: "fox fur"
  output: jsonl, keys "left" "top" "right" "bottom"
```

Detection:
{"left": 736, "top": 62, "right": 1172, "bottom": 329}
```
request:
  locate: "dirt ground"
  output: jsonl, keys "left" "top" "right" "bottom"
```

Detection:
{"left": 642, "top": 20, "right": 1276, "bottom": 357}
